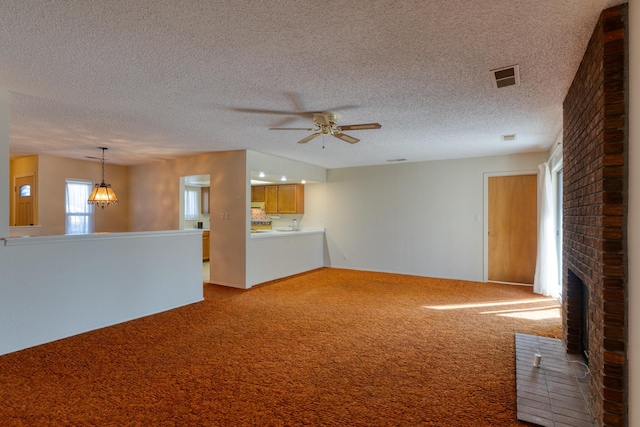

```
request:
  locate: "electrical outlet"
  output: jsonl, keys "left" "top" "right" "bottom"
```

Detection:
{"left": 343, "top": 253, "right": 348, "bottom": 260}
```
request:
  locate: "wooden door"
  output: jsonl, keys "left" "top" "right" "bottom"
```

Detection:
{"left": 15, "top": 175, "right": 35, "bottom": 226}
{"left": 488, "top": 174, "right": 537, "bottom": 284}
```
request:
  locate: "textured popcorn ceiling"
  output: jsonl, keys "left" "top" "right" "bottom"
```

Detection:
{"left": 0, "top": 0, "right": 626, "bottom": 168}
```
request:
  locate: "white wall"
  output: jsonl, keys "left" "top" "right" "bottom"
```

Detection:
{"left": 301, "top": 182, "right": 328, "bottom": 229}
{"left": 628, "top": 0, "right": 639, "bottom": 422}
{"left": 0, "top": 89, "right": 8, "bottom": 238}
{"left": 248, "top": 232, "right": 324, "bottom": 287}
{"left": 0, "top": 231, "right": 203, "bottom": 355}
{"left": 321, "top": 152, "right": 547, "bottom": 281}
{"left": 247, "top": 150, "right": 327, "bottom": 184}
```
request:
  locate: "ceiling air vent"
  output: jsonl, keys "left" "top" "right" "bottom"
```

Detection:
{"left": 491, "top": 65, "right": 520, "bottom": 89}
{"left": 501, "top": 134, "right": 517, "bottom": 141}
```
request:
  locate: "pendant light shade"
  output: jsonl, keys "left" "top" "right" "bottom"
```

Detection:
{"left": 88, "top": 147, "right": 119, "bottom": 209}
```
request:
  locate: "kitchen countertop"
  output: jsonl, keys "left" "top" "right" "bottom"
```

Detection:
{"left": 250, "top": 227, "right": 325, "bottom": 239}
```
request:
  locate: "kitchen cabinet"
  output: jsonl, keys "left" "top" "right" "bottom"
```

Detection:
{"left": 264, "top": 185, "right": 279, "bottom": 214}
{"left": 277, "top": 184, "right": 304, "bottom": 214}
{"left": 255, "top": 184, "right": 304, "bottom": 214}
{"left": 251, "top": 186, "right": 265, "bottom": 202}
{"left": 201, "top": 187, "right": 210, "bottom": 214}
{"left": 202, "top": 230, "right": 210, "bottom": 261}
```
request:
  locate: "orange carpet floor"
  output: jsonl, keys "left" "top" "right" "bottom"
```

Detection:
{"left": 0, "top": 268, "right": 561, "bottom": 426}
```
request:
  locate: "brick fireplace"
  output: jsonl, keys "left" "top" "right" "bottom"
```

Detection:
{"left": 562, "top": 4, "right": 628, "bottom": 426}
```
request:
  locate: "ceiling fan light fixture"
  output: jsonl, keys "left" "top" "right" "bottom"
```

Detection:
{"left": 270, "top": 112, "right": 381, "bottom": 145}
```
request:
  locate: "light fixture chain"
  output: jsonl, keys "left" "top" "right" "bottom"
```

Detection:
{"left": 101, "top": 147, "right": 106, "bottom": 184}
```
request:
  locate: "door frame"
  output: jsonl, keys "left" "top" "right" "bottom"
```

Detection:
{"left": 483, "top": 169, "right": 538, "bottom": 282}
{"left": 12, "top": 173, "right": 37, "bottom": 227}
{"left": 551, "top": 159, "right": 564, "bottom": 297}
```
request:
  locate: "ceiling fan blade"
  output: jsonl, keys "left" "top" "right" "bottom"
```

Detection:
{"left": 269, "top": 127, "right": 314, "bottom": 131}
{"left": 338, "top": 123, "right": 382, "bottom": 131}
{"left": 232, "top": 108, "right": 317, "bottom": 120}
{"left": 297, "top": 133, "right": 321, "bottom": 144}
{"left": 333, "top": 132, "right": 360, "bottom": 144}
{"left": 231, "top": 107, "right": 305, "bottom": 116}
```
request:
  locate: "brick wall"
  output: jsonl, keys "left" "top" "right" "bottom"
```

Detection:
{"left": 562, "top": 4, "right": 628, "bottom": 426}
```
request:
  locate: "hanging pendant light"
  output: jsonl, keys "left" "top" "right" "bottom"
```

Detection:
{"left": 87, "top": 147, "right": 119, "bottom": 209}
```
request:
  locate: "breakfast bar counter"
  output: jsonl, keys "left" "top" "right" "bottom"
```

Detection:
{"left": 247, "top": 227, "right": 325, "bottom": 287}
{"left": 250, "top": 227, "right": 325, "bottom": 239}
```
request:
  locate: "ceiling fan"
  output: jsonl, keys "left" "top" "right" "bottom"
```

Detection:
{"left": 269, "top": 112, "right": 381, "bottom": 144}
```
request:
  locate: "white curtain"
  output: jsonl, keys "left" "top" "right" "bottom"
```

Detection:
{"left": 534, "top": 163, "right": 559, "bottom": 297}
{"left": 184, "top": 189, "right": 199, "bottom": 220}
{"left": 65, "top": 180, "right": 93, "bottom": 235}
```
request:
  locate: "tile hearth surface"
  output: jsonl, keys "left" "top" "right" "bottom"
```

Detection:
{"left": 515, "top": 333, "right": 593, "bottom": 427}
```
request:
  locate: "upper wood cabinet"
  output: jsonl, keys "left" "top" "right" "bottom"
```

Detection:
{"left": 264, "top": 185, "right": 279, "bottom": 214}
{"left": 253, "top": 184, "right": 305, "bottom": 214}
{"left": 251, "top": 186, "right": 265, "bottom": 203}
{"left": 201, "top": 187, "right": 210, "bottom": 214}
{"left": 277, "top": 184, "right": 304, "bottom": 214}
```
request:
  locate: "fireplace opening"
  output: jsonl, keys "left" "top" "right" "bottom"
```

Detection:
{"left": 566, "top": 269, "right": 589, "bottom": 364}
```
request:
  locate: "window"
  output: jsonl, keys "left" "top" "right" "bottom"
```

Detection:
{"left": 66, "top": 180, "right": 94, "bottom": 234}
{"left": 19, "top": 184, "right": 31, "bottom": 197}
{"left": 184, "top": 189, "right": 199, "bottom": 220}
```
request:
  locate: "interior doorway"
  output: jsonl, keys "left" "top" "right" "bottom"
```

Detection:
{"left": 485, "top": 173, "right": 538, "bottom": 284}
{"left": 179, "top": 174, "right": 211, "bottom": 283}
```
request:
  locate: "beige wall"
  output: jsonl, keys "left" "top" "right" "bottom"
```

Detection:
{"left": 129, "top": 150, "right": 247, "bottom": 288}
{"left": 36, "top": 154, "right": 130, "bottom": 235}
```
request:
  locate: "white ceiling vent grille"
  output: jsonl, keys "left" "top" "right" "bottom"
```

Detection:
{"left": 501, "top": 134, "right": 517, "bottom": 141}
{"left": 491, "top": 65, "right": 520, "bottom": 88}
